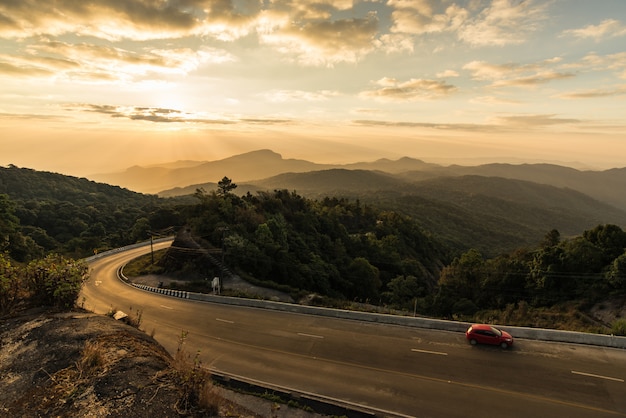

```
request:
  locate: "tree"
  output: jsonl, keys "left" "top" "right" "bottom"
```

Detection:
{"left": 541, "top": 229, "right": 560, "bottom": 248}
{"left": 606, "top": 252, "right": 626, "bottom": 294}
{"left": 217, "top": 177, "right": 237, "bottom": 197}
{"left": 385, "top": 275, "right": 427, "bottom": 306}
{"left": 0, "top": 253, "right": 20, "bottom": 314}
{"left": 346, "top": 257, "right": 381, "bottom": 301}
{"left": 0, "top": 194, "right": 19, "bottom": 251}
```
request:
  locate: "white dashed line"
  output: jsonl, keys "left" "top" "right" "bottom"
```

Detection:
{"left": 216, "top": 318, "right": 234, "bottom": 324}
{"left": 297, "top": 332, "right": 324, "bottom": 339}
{"left": 411, "top": 348, "right": 448, "bottom": 356}
{"left": 571, "top": 371, "right": 624, "bottom": 382}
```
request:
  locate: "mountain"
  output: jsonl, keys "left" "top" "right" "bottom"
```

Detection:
{"left": 93, "top": 150, "right": 626, "bottom": 213}
{"left": 89, "top": 150, "right": 332, "bottom": 194}
{"left": 89, "top": 150, "right": 442, "bottom": 195}
{"left": 250, "top": 169, "right": 408, "bottom": 196}
{"left": 237, "top": 170, "right": 626, "bottom": 256}
{"left": 398, "top": 163, "right": 626, "bottom": 211}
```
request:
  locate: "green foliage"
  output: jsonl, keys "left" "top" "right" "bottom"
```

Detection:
{"left": 0, "top": 253, "right": 21, "bottom": 315}
{"left": 436, "top": 224, "right": 626, "bottom": 318}
{"left": 175, "top": 189, "right": 448, "bottom": 301}
{"left": 0, "top": 165, "right": 183, "bottom": 260}
{"left": 25, "top": 254, "right": 89, "bottom": 309}
{"left": 0, "top": 252, "right": 88, "bottom": 314}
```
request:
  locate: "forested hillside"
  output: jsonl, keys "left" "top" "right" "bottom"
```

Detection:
{"left": 0, "top": 165, "right": 181, "bottom": 261}
{"left": 170, "top": 187, "right": 450, "bottom": 302}
{"left": 2, "top": 166, "right": 625, "bottom": 334}
{"left": 237, "top": 170, "right": 626, "bottom": 256}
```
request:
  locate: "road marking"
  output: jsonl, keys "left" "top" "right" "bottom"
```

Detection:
{"left": 216, "top": 318, "right": 234, "bottom": 324}
{"left": 411, "top": 348, "right": 448, "bottom": 356}
{"left": 297, "top": 332, "right": 324, "bottom": 339}
{"left": 160, "top": 305, "right": 173, "bottom": 310}
{"left": 95, "top": 280, "right": 102, "bottom": 286}
{"left": 571, "top": 371, "right": 624, "bottom": 382}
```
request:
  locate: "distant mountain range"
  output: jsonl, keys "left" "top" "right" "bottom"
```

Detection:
{"left": 90, "top": 149, "right": 626, "bottom": 212}
{"left": 89, "top": 149, "right": 440, "bottom": 194}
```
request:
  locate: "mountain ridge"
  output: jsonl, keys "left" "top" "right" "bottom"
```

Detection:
{"left": 116, "top": 149, "right": 626, "bottom": 212}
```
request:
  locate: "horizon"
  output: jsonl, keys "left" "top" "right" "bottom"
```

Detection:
{"left": 3, "top": 147, "right": 621, "bottom": 180}
{"left": 2, "top": 1, "right": 626, "bottom": 177}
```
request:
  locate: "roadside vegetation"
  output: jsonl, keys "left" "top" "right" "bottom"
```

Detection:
{"left": 0, "top": 253, "right": 88, "bottom": 315}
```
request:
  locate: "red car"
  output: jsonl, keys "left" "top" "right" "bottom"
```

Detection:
{"left": 466, "top": 324, "right": 514, "bottom": 348}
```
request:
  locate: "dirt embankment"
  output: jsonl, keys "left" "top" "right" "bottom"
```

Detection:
{"left": 0, "top": 309, "right": 324, "bottom": 418}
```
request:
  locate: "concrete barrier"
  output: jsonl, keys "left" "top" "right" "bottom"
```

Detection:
{"left": 180, "top": 290, "right": 626, "bottom": 349}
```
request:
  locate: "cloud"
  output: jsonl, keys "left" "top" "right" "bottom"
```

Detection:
{"left": 388, "top": 1, "right": 467, "bottom": 35}
{"left": 0, "top": 1, "right": 383, "bottom": 67}
{"left": 571, "top": 52, "right": 626, "bottom": 74}
{"left": 492, "top": 114, "right": 580, "bottom": 127}
{"left": 457, "top": 0, "right": 549, "bottom": 46}
{"left": 0, "top": 60, "right": 54, "bottom": 78}
{"left": 386, "top": 0, "right": 549, "bottom": 47}
{"left": 469, "top": 96, "right": 521, "bottom": 105}
{"left": 0, "top": 39, "right": 234, "bottom": 83}
{"left": 463, "top": 58, "right": 573, "bottom": 87}
{"left": 490, "top": 71, "right": 574, "bottom": 87}
{"left": 354, "top": 112, "right": 581, "bottom": 132}
{"left": 70, "top": 103, "right": 292, "bottom": 125}
{"left": 562, "top": 19, "right": 626, "bottom": 41}
{"left": 559, "top": 85, "right": 626, "bottom": 99}
{"left": 436, "top": 70, "right": 459, "bottom": 78}
{"left": 259, "top": 13, "right": 380, "bottom": 66}
{"left": 360, "top": 77, "right": 457, "bottom": 101}
{"left": 0, "top": 0, "right": 203, "bottom": 40}
{"left": 262, "top": 90, "right": 340, "bottom": 102}
{"left": 352, "top": 119, "right": 503, "bottom": 133}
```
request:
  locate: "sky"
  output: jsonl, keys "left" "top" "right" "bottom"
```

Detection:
{"left": 1, "top": 0, "right": 626, "bottom": 177}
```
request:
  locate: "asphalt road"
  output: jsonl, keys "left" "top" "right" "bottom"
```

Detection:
{"left": 81, "top": 242, "right": 626, "bottom": 418}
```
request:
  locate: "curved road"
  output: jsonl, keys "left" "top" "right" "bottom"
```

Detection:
{"left": 81, "top": 242, "right": 626, "bottom": 418}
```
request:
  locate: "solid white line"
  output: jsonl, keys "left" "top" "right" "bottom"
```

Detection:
{"left": 411, "top": 348, "right": 448, "bottom": 356}
{"left": 159, "top": 304, "right": 173, "bottom": 310}
{"left": 297, "top": 332, "right": 324, "bottom": 339}
{"left": 571, "top": 370, "right": 624, "bottom": 382}
{"left": 216, "top": 318, "right": 234, "bottom": 324}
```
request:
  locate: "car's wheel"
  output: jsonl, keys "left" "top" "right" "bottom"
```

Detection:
{"left": 469, "top": 339, "right": 477, "bottom": 345}
{"left": 500, "top": 342, "right": 509, "bottom": 349}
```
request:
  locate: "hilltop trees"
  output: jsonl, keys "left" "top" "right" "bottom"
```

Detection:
{"left": 432, "top": 225, "right": 626, "bottom": 318}
{"left": 177, "top": 187, "right": 449, "bottom": 302}
{"left": 0, "top": 166, "right": 180, "bottom": 259}
{"left": 217, "top": 176, "right": 237, "bottom": 196}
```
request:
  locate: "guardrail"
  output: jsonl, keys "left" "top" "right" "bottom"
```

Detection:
{"left": 119, "top": 276, "right": 626, "bottom": 349}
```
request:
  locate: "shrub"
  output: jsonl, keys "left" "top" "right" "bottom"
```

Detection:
{"left": 0, "top": 253, "right": 21, "bottom": 315}
{"left": 611, "top": 319, "right": 626, "bottom": 336}
{"left": 25, "top": 254, "right": 89, "bottom": 309}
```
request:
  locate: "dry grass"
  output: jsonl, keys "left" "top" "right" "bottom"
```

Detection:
{"left": 173, "top": 330, "right": 221, "bottom": 415}
{"left": 76, "top": 340, "right": 106, "bottom": 378}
